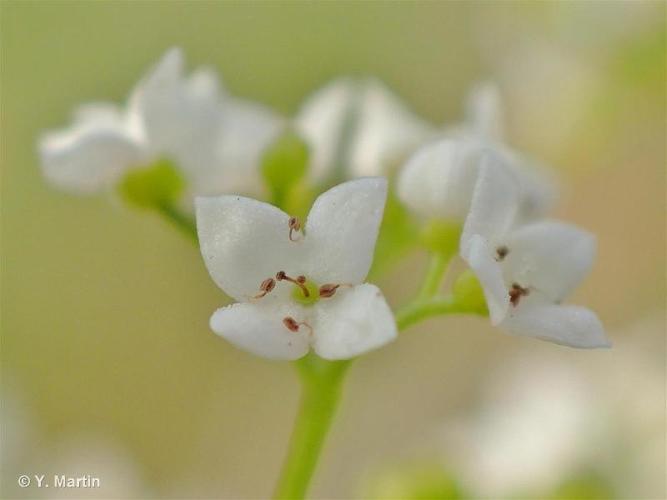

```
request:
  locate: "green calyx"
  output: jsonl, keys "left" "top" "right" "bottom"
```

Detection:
{"left": 291, "top": 280, "right": 320, "bottom": 306}
{"left": 452, "top": 270, "right": 488, "bottom": 315}
{"left": 261, "top": 130, "right": 309, "bottom": 209}
{"left": 420, "top": 219, "right": 461, "bottom": 257}
{"left": 118, "top": 159, "right": 185, "bottom": 210}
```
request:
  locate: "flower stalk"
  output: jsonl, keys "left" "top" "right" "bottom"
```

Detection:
{"left": 274, "top": 355, "right": 351, "bottom": 500}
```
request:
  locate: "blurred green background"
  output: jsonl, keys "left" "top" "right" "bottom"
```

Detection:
{"left": 1, "top": 1, "right": 665, "bottom": 499}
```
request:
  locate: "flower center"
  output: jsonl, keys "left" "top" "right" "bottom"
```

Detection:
{"left": 290, "top": 279, "right": 320, "bottom": 306}
{"left": 251, "top": 272, "right": 345, "bottom": 307}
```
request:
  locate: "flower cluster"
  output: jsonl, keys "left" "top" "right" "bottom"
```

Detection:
{"left": 397, "top": 88, "right": 609, "bottom": 349}
{"left": 40, "top": 48, "right": 282, "bottom": 197}
{"left": 40, "top": 47, "right": 609, "bottom": 360}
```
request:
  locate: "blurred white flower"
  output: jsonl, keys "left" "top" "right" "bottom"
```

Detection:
{"left": 31, "top": 435, "right": 152, "bottom": 499}
{"left": 0, "top": 389, "right": 152, "bottom": 499}
{"left": 462, "top": 82, "right": 505, "bottom": 143}
{"left": 441, "top": 357, "right": 600, "bottom": 498}
{"left": 295, "top": 77, "right": 435, "bottom": 183}
{"left": 196, "top": 178, "right": 397, "bottom": 360}
{"left": 396, "top": 134, "right": 554, "bottom": 225}
{"left": 40, "top": 48, "right": 283, "bottom": 198}
{"left": 460, "top": 159, "right": 609, "bottom": 348}
{"left": 453, "top": 82, "right": 558, "bottom": 221}
{"left": 441, "top": 320, "right": 664, "bottom": 498}
{"left": 396, "top": 138, "right": 485, "bottom": 221}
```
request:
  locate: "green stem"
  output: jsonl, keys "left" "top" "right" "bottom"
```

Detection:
{"left": 273, "top": 251, "right": 466, "bottom": 499}
{"left": 274, "top": 355, "right": 351, "bottom": 499}
{"left": 395, "top": 295, "right": 479, "bottom": 331}
{"left": 417, "top": 252, "right": 450, "bottom": 300}
{"left": 156, "top": 203, "right": 198, "bottom": 243}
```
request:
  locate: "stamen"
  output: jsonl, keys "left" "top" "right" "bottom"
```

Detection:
{"left": 276, "top": 271, "right": 310, "bottom": 297}
{"left": 496, "top": 245, "right": 509, "bottom": 261}
{"left": 288, "top": 217, "right": 301, "bottom": 242}
{"left": 253, "top": 278, "right": 276, "bottom": 299}
{"left": 509, "top": 282, "right": 529, "bottom": 307}
{"left": 282, "top": 316, "right": 313, "bottom": 335}
{"left": 282, "top": 316, "right": 300, "bottom": 332}
{"left": 318, "top": 284, "right": 340, "bottom": 298}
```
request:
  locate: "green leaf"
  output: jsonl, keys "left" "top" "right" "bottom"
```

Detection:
{"left": 261, "top": 130, "right": 309, "bottom": 208}
{"left": 117, "top": 159, "right": 185, "bottom": 210}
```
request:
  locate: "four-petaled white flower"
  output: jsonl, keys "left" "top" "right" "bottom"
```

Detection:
{"left": 295, "top": 77, "right": 435, "bottom": 183}
{"left": 460, "top": 158, "right": 609, "bottom": 348}
{"left": 40, "top": 48, "right": 282, "bottom": 197}
{"left": 196, "top": 178, "right": 398, "bottom": 360}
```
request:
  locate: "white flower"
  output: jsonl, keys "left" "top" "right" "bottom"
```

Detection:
{"left": 451, "top": 82, "right": 558, "bottom": 221}
{"left": 441, "top": 357, "right": 599, "bottom": 498}
{"left": 196, "top": 178, "right": 397, "bottom": 360}
{"left": 397, "top": 138, "right": 485, "bottom": 221}
{"left": 463, "top": 82, "right": 505, "bottom": 143}
{"left": 40, "top": 48, "right": 283, "bottom": 197}
{"left": 397, "top": 135, "right": 557, "bottom": 227}
{"left": 460, "top": 158, "right": 609, "bottom": 348}
{"left": 295, "top": 77, "right": 435, "bottom": 183}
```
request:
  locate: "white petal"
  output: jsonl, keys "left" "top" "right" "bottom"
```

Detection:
{"left": 312, "top": 284, "right": 397, "bottom": 360}
{"left": 129, "top": 49, "right": 225, "bottom": 183}
{"left": 349, "top": 79, "right": 434, "bottom": 178}
{"left": 504, "top": 221, "right": 596, "bottom": 302}
{"left": 196, "top": 196, "right": 305, "bottom": 301}
{"left": 210, "top": 302, "right": 309, "bottom": 360}
{"left": 503, "top": 150, "right": 559, "bottom": 222}
{"left": 501, "top": 303, "right": 610, "bottom": 349}
{"left": 210, "top": 98, "right": 284, "bottom": 196}
{"left": 40, "top": 105, "right": 146, "bottom": 194}
{"left": 304, "top": 178, "right": 387, "bottom": 285}
{"left": 397, "top": 138, "right": 484, "bottom": 220}
{"left": 464, "top": 235, "right": 509, "bottom": 324}
{"left": 465, "top": 82, "right": 503, "bottom": 142}
{"left": 460, "top": 153, "right": 520, "bottom": 256}
{"left": 295, "top": 78, "right": 358, "bottom": 183}
{"left": 296, "top": 78, "right": 433, "bottom": 183}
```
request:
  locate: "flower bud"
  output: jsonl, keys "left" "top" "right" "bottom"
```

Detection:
{"left": 397, "top": 138, "right": 485, "bottom": 221}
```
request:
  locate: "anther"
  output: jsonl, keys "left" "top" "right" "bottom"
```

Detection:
{"left": 282, "top": 316, "right": 300, "bottom": 332}
{"left": 509, "top": 282, "right": 529, "bottom": 307}
{"left": 276, "top": 271, "right": 310, "bottom": 297}
{"left": 282, "top": 316, "right": 313, "bottom": 335}
{"left": 496, "top": 245, "right": 509, "bottom": 261}
{"left": 253, "top": 278, "right": 276, "bottom": 299}
{"left": 318, "top": 284, "right": 340, "bottom": 298}
{"left": 288, "top": 217, "right": 301, "bottom": 242}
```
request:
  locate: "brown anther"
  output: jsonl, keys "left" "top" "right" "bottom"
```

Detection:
{"left": 318, "top": 284, "right": 340, "bottom": 298}
{"left": 282, "top": 316, "right": 313, "bottom": 335}
{"left": 253, "top": 278, "right": 276, "bottom": 299}
{"left": 509, "top": 282, "right": 530, "bottom": 307}
{"left": 288, "top": 216, "right": 301, "bottom": 241}
{"left": 276, "top": 271, "right": 310, "bottom": 297}
{"left": 496, "top": 245, "right": 509, "bottom": 261}
{"left": 282, "top": 316, "right": 300, "bottom": 332}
